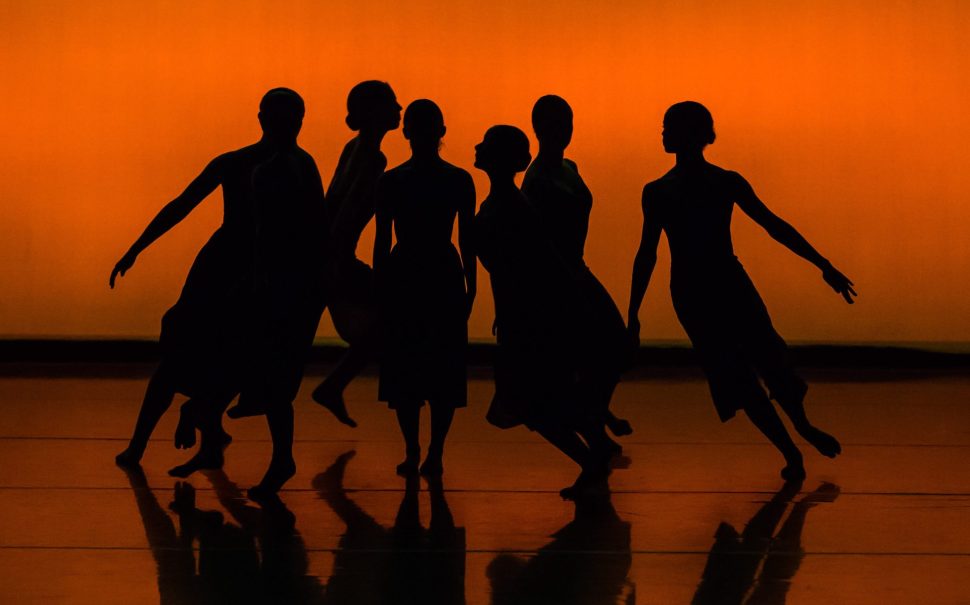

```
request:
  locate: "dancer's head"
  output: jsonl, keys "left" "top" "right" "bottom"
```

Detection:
{"left": 403, "top": 99, "right": 445, "bottom": 153}
{"left": 662, "top": 101, "right": 715, "bottom": 154}
{"left": 474, "top": 125, "right": 532, "bottom": 177}
{"left": 346, "top": 80, "right": 402, "bottom": 133}
{"left": 258, "top": 88, "right": 305, "bottom": 143}
{"left": 532, "top": 94, "right": 573, "bottom": 152}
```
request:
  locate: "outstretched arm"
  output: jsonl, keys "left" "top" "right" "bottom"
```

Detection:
{"left": 457, "top": 173, "right": 477, "bottom": 319}
{"left": 627, "top": 185, "right": 663, "bottom": 344}
{"left": 733, "top": 173, "right": 856, "bottom": 304}
{"left": 109, "top": 156, "right": 224, "bottom": 287}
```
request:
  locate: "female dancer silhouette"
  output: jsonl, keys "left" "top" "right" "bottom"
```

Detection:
{"left": 111, "top": 88, "right": 309, "bottom": 471}
{"left": 309, "top": 81, "right": 402, "bottom": 428}
{"left": 627, "top": 101, "right": 855, "bottom": 481}
{"left": 373, "top": 99, "right": 476, "bottom": 477}
{"left": 523, "top": 95, "right": 633, "bottom": 446}
{"left": 474, "top": 125, "right": 610, "bottom": 499}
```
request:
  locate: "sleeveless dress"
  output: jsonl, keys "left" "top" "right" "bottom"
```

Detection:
{"left": 522, "top": 159, "right": 630, "bottom": 409}
{"left": 648, "top": 166, "right": 807, "bottom": 421}
{"left": 158, "top": 146, "right": 266, "bottom": 400}
{"left": 474, "top": 187, "right": 578, "bottom": 430}
{"left": 376, "top": 161, "right": 472, "bottom": 407}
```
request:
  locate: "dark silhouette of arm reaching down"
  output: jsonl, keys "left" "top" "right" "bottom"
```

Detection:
{"left": 731, "top": 173, "right": 857, "bottom": 304}
{"left": 626, "top": 183, "right": 664, "bottom": 346}
{"left": 110, "top": 157, "right": 224, "bottom": 287}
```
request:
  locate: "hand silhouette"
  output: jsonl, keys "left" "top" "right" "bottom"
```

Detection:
{"left": 822, "top": 265, "right": 857, "bottom": 304}
{"left": 110, "top": 252, "right": 137, "bottom": 289}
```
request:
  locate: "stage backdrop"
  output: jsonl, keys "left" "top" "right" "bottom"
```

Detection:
{"left": 1, "top": 0, "right": 968, "bottom": 344}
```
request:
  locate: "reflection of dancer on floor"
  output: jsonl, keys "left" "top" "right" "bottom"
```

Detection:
{"left": 310, "top": 81, "right": 402, "bottom": 429}
{"left": 692, "top": 481, "right": 839, "bottom": 604}
{"left": 473, "top": 126, "right": 614, "bottom": 500}
{"left": 628, "top": 102, "right": 854, "bottom": 481}
{"left": 487, "top": 490, "right": 633, "bottom": 605}
{"left": 112, "top": 88, "right": 308, "bottom": 473}
{"left": 313, "top": 451, "right": 466, "bottom": 603}
{"left": 374, "top": 99, "right": 477, "bottom": 478}
{"left": 523, "top": 95, "right": 632, "bottom": 451}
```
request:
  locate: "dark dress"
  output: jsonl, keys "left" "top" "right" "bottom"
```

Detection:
{"left": 242, "top": 147, "right": 328, "bottom": 409}
{"left": 647, "top": 165, "right": 807, "bottom": 421}
{"left": 474, "top": 186, "right": 577, "bottom": 430}
{"left": 522, "top": 159, "right": 630, "bottom": 406}
{"left": 376, "top": 160, "right": 472, "bottom": 407}
{"left": 158, "top": 145, "right": 268, "bottom": 400}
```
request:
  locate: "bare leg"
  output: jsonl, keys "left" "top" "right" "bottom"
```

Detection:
{"left": 311, "top": 346, "right": 369, "bottom": 428}
{"left": 421, "top": 401, "right": 455, "bottom": 477}
{"left": 168, "top": 396, "right": 234, "bottom": 478}
{"left": 248, "top": 402, "right": 296, "bottom": 500}
{"left": 116, "top": 364, "right": 176, "bottom": 466}
{"left": 394, "top": 403, "right": 421, "bottom": 477}
{"left": 775, "top": 395, "right": 842, "bottom": 459}
{"left": 743, "top": 399, "right": 805, "bottom": 482}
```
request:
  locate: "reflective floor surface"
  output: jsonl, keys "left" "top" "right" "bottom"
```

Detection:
{"left": 0, "top": 367, "right": 968, "bottom": 603}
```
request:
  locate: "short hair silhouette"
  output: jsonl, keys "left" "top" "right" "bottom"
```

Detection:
{"left": 258, "top": 88, "right": 305, "bottom": 138}
{"left": 483, "top": 125, "right": 532, "bottom": 173}
{"left": 531, "top": 94, "right": 573, "bottom": 146}
{"left": 663, "top": 101, "right": 716, "bottom": 151}
{"left": 403, "top": 99, "right": 445, "bottom": 142}
{"left": 346, "top": 80, "right": 395, "bottom": 131}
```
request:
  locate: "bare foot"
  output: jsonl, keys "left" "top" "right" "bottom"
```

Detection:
{"left": 560, "top": 462, "right": 611, "bottom": 501}
{"left": 799, "top": 426, "right": 842, "bottom": 458}
{"left": 168, "top": 448, "right": 224, "bottom": 478}
{"left": 174, "top": 407, "right": 196, "bottom": 450}
{"left": 606, "top": 416, "right": 633, "bottom": 437}
{"left": 781, "top": 462, "right": 807, "bottom": 483}
{"left": 397, "top": 449, "right": 420, "bottom": 477}
{"left": 248, "top": 458, "right": 297, "bottom": 500}
{"left": 226, "top": 401, "right": 265, "bottom": 419}
{"left": 115, "top": 446, "right": 144, "bottom": 467}
{"left": 419, "top": 456, "right": 443, "bottom": 478}
{"left": 311, "top": 386, "right": 357, "bottom": 428}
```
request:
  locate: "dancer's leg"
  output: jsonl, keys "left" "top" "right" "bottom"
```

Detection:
{"left": 394, "top": 403, "right": 421, "bottom": 476}
{"left": 742, "top": 398, "right": 805, "bottom": 482}
{"left": 248, "top": 402, "right": 296, "bottom": 500}
{"left": 168, "top": 394, "right": 235, "bottom": 478}
{"left": 422, "top": 401, "right": 455, "bottom": 477}
{"left": 311, "top": 345, "right": 367, "bottom": 428}
{"left": 116, "top": 364, "right": 177, "bottom": 466}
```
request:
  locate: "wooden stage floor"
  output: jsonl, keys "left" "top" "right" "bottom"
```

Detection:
{"left": 0, "top": 367, "right": 968, "bottom": 603}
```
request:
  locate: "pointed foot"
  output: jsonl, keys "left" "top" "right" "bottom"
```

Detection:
{"left": 311, "top": 386, "right": 358, "bottom": 428}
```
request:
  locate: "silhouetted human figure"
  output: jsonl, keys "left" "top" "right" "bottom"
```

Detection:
{"left": 313, "top": 450, "right": 466, "bottom": 604}
{"left": 523, "top": 94, "right": 633, "bottom": 449}
{"left": 237, "top": 98, "right": 329, "bottom": 498}
{"left": 111, "top": 88, "right": 309, "bottom": 473}
{"left": 692, "top": 481, "right": 840, "bottom": 604}
{"left": 487, "top": 490, "right": 633, "bottom": 604}
{"left": 374, "top": 99, "right": 477, "bottom": 478}
{"left": 473, "top": 125, "right": 611, "bottom": 500}
{"left": 310, "top": 81, "right": 402, "bottom": 428}
{"left": 628, "top": 101, "right": 855, "bottom": 481}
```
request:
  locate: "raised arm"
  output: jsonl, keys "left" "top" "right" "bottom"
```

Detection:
{"left": 626, "top": 184, "right": 664, "bottom": 345}
{"left": 456, "top": 172, "right": 478, "bottom": 319}
{"left": 732, "top": 173, "right": 856, "bottom": 304}
{"left": 109, "top": 156, "right": 224, "bottom": 288}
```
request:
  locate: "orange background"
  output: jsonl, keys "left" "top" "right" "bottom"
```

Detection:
{"left": 1, "top": 0, "right": 968, "bottom": 344}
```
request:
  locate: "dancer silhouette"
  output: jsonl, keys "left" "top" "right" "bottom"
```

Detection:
{"left": 313, "top": 450, "right": 467, "bottom": 604}
{"left": 310, "top": 80, "right": 402, "bottom": 428}
{"left": 111, "top": 88, "right": 308, "bottom": 473}
{"left": 487, "top": 490, "right": 633, "bottom": 604}
{"left": 692, "top": 481, "right": 840, "bottom": 604}
{"left": 524, "top": 94, "right": 633, "bottom": 449}
{"left": 374, "top": 99, "right": 477, "bottom": 478}
{"left": 474, "top": 125, "right": 611, "bottom": 500}
{"left": 628, "top": 101, "right": 854, "bottom": 481}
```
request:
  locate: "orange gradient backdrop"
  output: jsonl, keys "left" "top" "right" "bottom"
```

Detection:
{"left": 1, "top": 0, "right": 968, "bottom": 343}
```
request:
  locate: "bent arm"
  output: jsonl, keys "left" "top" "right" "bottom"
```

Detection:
{"left": 733, "top": 173, "right": 856, "bottom": 303}
{"left": 627, "top": 185, "right": 663, "bottom": 329}
{"left": 457, "top": 174, "right": 478, "bottom": 316}
{"left": 110, "top": 157, "right": 223, "bottom": 287}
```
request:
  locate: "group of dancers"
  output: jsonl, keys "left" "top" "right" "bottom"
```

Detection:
{"left": 110, "top": 81, "right": 856, "bottom": 501}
